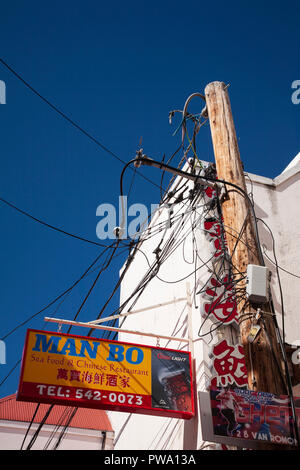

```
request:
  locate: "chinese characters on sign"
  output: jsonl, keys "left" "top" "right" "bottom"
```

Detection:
{"left": 201, "top": 187, "right": 239, "bottom": 327}
{"left": 201, "top": 185, "right": 248, "bottom": 389}
{"left": 17, "top": 330, "right": 194, "bottom": 419}
{"left": 56, "top": 368, "right": 130, "bottom": 388}
{"left": 202, "top": 275, "right": 239, "bottom": 325}
{"left": 210, "top": 339, "right": 248, "bottom": 388}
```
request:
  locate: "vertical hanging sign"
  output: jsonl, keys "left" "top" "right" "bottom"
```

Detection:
{"left": 201, "top": 185, "right": 248, "bottom": 389}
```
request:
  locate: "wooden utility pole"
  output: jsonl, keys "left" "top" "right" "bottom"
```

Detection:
{"left": 204, "top": 81, "right": 286, "bottom": 395}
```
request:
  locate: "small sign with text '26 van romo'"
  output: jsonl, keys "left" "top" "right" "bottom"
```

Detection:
{"left": 17, "top": 329, "right": 195, "bottom": 419}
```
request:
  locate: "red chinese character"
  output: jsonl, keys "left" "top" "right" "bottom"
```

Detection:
{"left": 204, "top": 218, "right": 221, "bottom": 238}
{"left": 106, "top": 374, "right": 118, "bottom": 387}
{"left": 57, "top": 368, "right": 68, "bottom": 380}
{"left": 82, "top": 371, "right": 93, "bottom": 384}
{"left": 69, "top": 370, "right": 81, "bottom": 382}
{"left": 204, "top": 187, "right": 216, "bottom": 200}
{"left": 94, "top": 373, "right": 105, "bottom": 385}
{"left": 202, "top": 275, "right": 239, "bottom": 325}
{"left": 119, "top": 375, "right": 130, "bottom": 388}
{"left": 204, "top": 219, "right": 226, "bottom": 258}
{"left": 211, "top": 339, "right": 248, "bottom": 388}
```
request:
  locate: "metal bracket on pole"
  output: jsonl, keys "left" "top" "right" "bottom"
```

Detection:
{"left": 136, "top": 157, "right": 216, "bottom": 189}
{"left": 86, "top": 297, "right": 187, "bottom": 326}
{"left": 44, "top": 317, "right": 190, "bottom": 345}
{"left": 44, "top": 293, "right": 195, "bottom": 351}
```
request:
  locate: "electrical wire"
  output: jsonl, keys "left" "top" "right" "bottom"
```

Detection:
{"left": 110, "top": 187, "right": 211, "bottom": 339}
{"left": 0, "top": 195, "right": 125, "bottom": 249}
{"left": 0, "top": 58, "right": 162, "bottom": 191}
{"left": 263, "top": 249, "right": 300, "bottom": 279}
{"left": 1, "top": 90, "right": 213, "bottom": 448}
{"left": 1, "top": 243, "right": 126, "bottom": 447}
{"left": 135, "top": 159, "right": 291, "bottom": 384}
{"left": 42, "top": 406, "right": 73, "bottom": 450}
{"left": 21, "top": 240, "right": 120, "bottom": 448}
{"left": 52, "top": 407, "right": 78, "bottom": 450}
{"left": 88, "top": 110, "right": 299, "bottom": 449}
{"left": 25, "top": 404, "right": 54, "bottom": 450}
{"left": 66, "top": 240, "right": 120, "bottom": 334}
{"left": 0, "top": 243, "right": 117, "bottom": 341}
{"left": 42, "top": 223, "right": 154, "bottom": 445}
{"left": 102, "top": 155, "right": 243, "bottom": 444}
{"left": 124, "top": 156, "right": 266, "bottom": 266}
{"left": 0, "top": 359, "right": 21, "bottom": 389}
{"left": 255, "top": 220, "right": 300, "bottom": 447}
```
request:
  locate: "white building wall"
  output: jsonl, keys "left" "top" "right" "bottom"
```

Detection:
{"left": 246, "top": 153, "right": 300, "bottom": 344}
{"left": 0, "top": 419, "right": 114, "bottom": 450}
{"left": 108, "top": 166, "right": 220, "bottom": 451}
{"left": 108, "top": 154, "right": 300, "bottom": 450}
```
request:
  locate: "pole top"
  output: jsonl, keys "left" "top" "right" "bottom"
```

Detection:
{"left": 204, "top": 81, "right": 230, "bottom": 94}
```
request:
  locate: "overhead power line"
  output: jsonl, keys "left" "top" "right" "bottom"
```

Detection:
{"left": 0, "top": 242, "right": 118, "bottom": 342}
{"left": 0, "top": 58, "right": 162, "bottom": 191}
{"left": 0, "top": 195, "right": 123, "bottom": 249}
{"left": 21, "top": 239, "right": 121, "bottom": 449}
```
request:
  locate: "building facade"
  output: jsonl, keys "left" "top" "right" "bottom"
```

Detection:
{"left": 0, "top": 394, "right": 114, "bottom": 450}
{"left": 107, "top": 153, "right": 300, "bottom": 450}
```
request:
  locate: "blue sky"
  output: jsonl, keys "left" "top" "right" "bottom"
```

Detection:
{"left": 0, "top": 0, "right": 299, "bottom": 398}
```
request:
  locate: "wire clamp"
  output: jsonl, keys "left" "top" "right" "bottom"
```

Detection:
{"left": 134, "top": 148, "right": 150, "bottom": 168}
{"left": 216, "top": 182, "right": 230, "bottom": 203}
{"left": 113, "top": 226, "right": 125, "bottom": 239}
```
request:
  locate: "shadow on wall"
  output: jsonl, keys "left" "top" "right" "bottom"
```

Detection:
{"left": 247, "top": 190, "right": 283, "bottom": 338}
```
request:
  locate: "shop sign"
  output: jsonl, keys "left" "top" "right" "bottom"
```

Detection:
{"left": 17, "top": 329, "right": 194, "bottom": 419}
{"left": 210, "top": 386, "right": 300, "bottom": 447}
